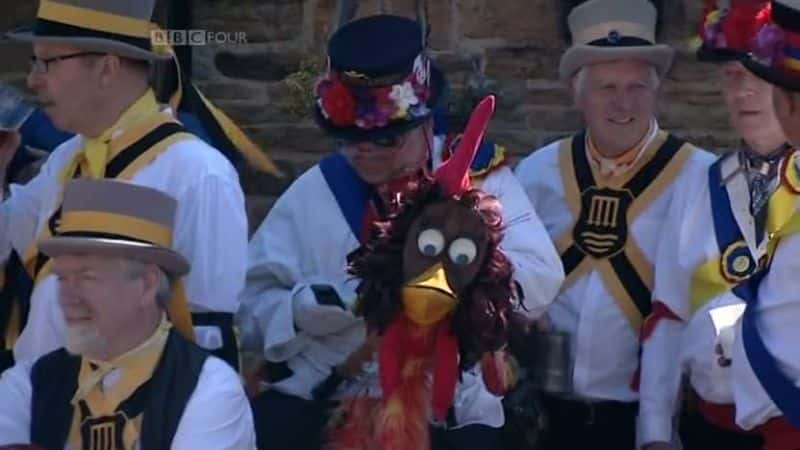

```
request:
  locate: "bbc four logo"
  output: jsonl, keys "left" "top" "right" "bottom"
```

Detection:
{"left": 150, "top": 29, "right": 248, "bottom": 46}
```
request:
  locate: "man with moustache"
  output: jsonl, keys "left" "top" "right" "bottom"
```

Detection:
{"left": 0, "top": 0, "right": 248, "bottom": 372}
{"left": 0, "top": 179, "right": 255, "bottom": 449}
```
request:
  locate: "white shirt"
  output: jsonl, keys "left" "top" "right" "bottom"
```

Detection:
{"left": 640, "top": 152, "right": 800, "bottom": 443}
{"left": 237, "top": 157, "right": 563, "bottom": 428}
{"left": 637, "top": 152, "right": 717, "bottom": 444}
{"left": 2, "top": 119, "right": 248, "bottom": 361}
{"left": 0, "top": 355, "right": 256, "bottom": 449}
{"left": 515, "top": 134, "right": 714, "bottom": 404}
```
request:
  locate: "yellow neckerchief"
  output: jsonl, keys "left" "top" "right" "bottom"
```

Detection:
{"left": 586, "top": 120, "right": 657, "bottom": 178}
{"left": 68, "top": 316, "right": 172, "bottom": 450}
{"left": 63, "top": 89, "right": 160, "bottom": 180}
{"left": 690, "top": 151, "right": 800, "bottom": 313}
{"left": 16, "top": 91, "right": 197, "bottom": 343}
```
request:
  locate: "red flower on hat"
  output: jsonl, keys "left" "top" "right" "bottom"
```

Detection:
{"left": 699, "top": 0, "right": 772, "bottom": 54}
{"left": 319, "top": 78, "right": 357, "bottom": 127}
{"left": 721, "top": 2, "right": 772, "bottom": 51}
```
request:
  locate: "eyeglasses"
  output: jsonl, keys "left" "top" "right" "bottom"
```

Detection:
{"left": 344, "top": 132, "right": 409, "bottom": 150}
{"left": 29, "top": 51, "right": 106, "bottom": 74}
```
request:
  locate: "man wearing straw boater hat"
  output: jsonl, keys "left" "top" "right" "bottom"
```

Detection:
{"left": 515, "top": 0, "right": 713, "bottom": 448}
{"left": 0, "top": 179, "right": 255, "bottom": 449}
{"left": 238, "top": 14, "right": 563, "bottom": 450}
{"left": 0, "top": 0, "right": 249, "bottom": 373}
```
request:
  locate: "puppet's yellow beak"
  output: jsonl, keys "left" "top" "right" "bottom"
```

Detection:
{"left": 402, "top": 263, "right": 457, "bottom": 326}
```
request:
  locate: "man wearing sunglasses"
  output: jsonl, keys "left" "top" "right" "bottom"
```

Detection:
{"left": 238, "top": 14, "right": 563, "bottom": 450}
{"left": 0, "top": 0, "right": 248, "bottom": 374}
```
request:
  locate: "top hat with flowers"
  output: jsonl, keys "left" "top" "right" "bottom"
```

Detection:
{"left": 313, "top": 14, "right": 445, "bottom": 143}
{"left": 743, "top": 0, "right": 800, "bottom": 91}
{"left": 695, "top": 0, "right": 773, "bottom": 62}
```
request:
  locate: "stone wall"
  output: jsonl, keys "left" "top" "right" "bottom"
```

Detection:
{"left": 190, "top": 0, "right": 738, "bottom": 228}
{"left": 0, "top": 0, "right": 737, "bottom": 231}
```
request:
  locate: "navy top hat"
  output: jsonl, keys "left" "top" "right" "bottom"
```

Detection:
{"left": 313, "top": 15, "right": 445, "bottom": 143}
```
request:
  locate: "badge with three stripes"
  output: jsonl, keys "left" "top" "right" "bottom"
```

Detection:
{"left": 573, "top": 187, "right": 633, "bottom": 259}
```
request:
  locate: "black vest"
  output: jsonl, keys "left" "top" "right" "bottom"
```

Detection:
{"left": 30, "top": 329, "right": 208, "bottom": 450}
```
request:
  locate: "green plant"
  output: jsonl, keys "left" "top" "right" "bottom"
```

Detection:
{"left": 282, "top": 57, "right": 324, "bottom": 120}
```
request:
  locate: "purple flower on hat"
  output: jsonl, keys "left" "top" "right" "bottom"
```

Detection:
{"left": 751, "top": 23, "right": 785, "bottom": 66}
{"left": 390, "top": 82, "right": 420, "bottom": 116}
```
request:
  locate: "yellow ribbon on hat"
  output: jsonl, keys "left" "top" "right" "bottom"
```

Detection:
{"left": 52, "top": 89, "right": 196, "bottom": 342}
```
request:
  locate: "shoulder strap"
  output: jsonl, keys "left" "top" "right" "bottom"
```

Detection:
{"left": 569, "top": 131, "right": 595, "bottom": 193}
{"left": 30, "top": 349, "right": 81, "bottom": 449}
{"left": 319, "top": 152, "right": 374, "bottom": 244}
{"left": 623, "top": 134, "right": 685, "bottom": 196}
{"left": 140, "top": 329, "right": 209, "bottom": 450}
{"left": 28, "top": 122, "right": 190, "bottom": 283}
{"left": 0, "top": 251, "right": 30, "bottom": 352}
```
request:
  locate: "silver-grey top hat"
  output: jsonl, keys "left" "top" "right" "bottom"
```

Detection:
{"left": 6, "top": 0, "right": 168, "bottom": 61}
{"left": 559, "top": 0, "right": 675, "bottom": 82}
{"left": 39, "top": 179, "right": 190, "bottom": 276}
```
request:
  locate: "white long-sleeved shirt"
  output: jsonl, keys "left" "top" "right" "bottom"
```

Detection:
{"left": 2, "top": 111, "right": 248, "bottom": 361}
{"left": 640, "top": 151, "right": 800, "bottom": 443}
{"left": 237, "top": 154, "right": 563, "bottom": 428}
{"left": 515, "top": 130, "right": 714, "bottom": 404}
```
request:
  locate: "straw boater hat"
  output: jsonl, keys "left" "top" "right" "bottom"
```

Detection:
{"left": 313, "top": 15, "right": 446, "bottom": 143}
{"left": 559, "top": 0, "right": 675, "bottom": 82}
{"left": 39, "top": 179, "right": 189, "bottom": 276}
{"left": 6, "top": 0, "right": 168, "bottom": 61}
{"left": 743, "top": 0, "right": 800, "bottom": 92}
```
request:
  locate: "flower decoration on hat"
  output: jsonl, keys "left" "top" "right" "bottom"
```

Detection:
{"left": 750, "top": 22, "right": 791, "bottom": 68}
{"left": 693, "top": 0, "right": 773, "bottom": 60}
{"left": 315, "top": 55, "right": 433, "bottom": 131}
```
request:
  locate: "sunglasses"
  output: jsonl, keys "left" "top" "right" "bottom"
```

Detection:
{"left": 342, "top": 133, "right": 406, "bottom": 149}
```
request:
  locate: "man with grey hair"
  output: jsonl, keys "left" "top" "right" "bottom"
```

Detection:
{"left": 0, "top": 179, "right": 255, "bottom": 449}
{"left": 0, "top": 0, "right": 248, "bottom": 373}
{"left": 514, "top": 0, "right": 713, "bottom": 448}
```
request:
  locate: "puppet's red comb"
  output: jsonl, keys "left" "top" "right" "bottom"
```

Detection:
{"left": 434, "top": 95, "right": 496, "bottom": 196}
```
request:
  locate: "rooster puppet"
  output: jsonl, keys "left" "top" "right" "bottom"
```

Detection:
{"left": 325, "top": 96, "right": 520, "bottom": 450}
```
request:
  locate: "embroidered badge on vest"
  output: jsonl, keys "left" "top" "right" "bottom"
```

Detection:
{"left": 573, "top": 187, "right": 633, "bottom": 258}
{"left": 80, "top": 410, "right": 126, "bottom": 450}
{"left": 720, "top": 240, "right": 758, "bottom": 283}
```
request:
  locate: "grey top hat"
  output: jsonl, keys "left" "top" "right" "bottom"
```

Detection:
{"left": 559, "top": 0, "right": 674, "bottom": 82}
{"left": 6, "top": 0, "right": 168, "bottom": 61}
{"left": 39, "top": 179, "right": 190, "bottom": 276}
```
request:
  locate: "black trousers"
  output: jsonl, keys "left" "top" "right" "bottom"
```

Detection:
{"left": 431, "top": 424, "right": 506, "bottom": 450}
{"left": 539, "top": 394, "right": 638, "bottom": 450}
{"left": 252, "top": 389, "right": 507, "bottom": 450}
{"left": 680, "top": 407, "right": 763, "bottom": 450}
{"left": 251, "top": 389, "right": 334, "bottom": 450}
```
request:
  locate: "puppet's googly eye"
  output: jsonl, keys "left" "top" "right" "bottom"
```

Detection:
{"left": 448, "top": 238, "right": 478, "bottom": 265}
{"left": 417, "top": 228, "right": 445, "bottom": 257}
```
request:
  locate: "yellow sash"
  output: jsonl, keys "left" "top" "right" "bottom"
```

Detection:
{"left": 689, "top": 153, "right": 800, "bottom": 313}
